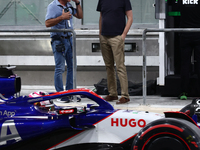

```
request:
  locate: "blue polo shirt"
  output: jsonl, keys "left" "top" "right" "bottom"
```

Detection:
{"left": 45, "top": 0, "right": 77, "bottom": 37}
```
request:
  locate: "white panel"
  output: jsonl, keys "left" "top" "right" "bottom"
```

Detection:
{"left": 0, "top": 56, "right": 159, "bottom": 67}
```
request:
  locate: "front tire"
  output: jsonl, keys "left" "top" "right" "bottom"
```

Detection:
{"left": 132, "top": 118, "right": 200, "bottom": 150}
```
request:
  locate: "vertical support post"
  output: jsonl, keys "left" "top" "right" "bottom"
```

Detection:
{"left": 159, "top": 20, "right": 166, "bottom": 86}
{"left": 15, "top": 0, "right": 17, "bottom": 25}
{"left": 142, "top": 29, "right": 147, "bottom": 105}
{"left": 72, "top": 30, "right": 77, "bottom": 89}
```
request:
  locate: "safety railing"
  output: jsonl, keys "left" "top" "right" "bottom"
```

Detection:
{"left": 142, "top": 28, "right": 200, "bottom": 105}
{"left": 0, "top": 29, "right": 77, "bottom": 89}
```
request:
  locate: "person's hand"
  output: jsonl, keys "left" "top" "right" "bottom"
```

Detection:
{"left": 72, "top": 0, "right": 80, "bottom": 3}
{"left": 121, "top": 34, "right": 126, "bottom": 41}
{"left": 61, "top": 9, "right": 72, "bottom": 20}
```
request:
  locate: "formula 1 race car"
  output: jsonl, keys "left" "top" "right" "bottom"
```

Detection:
{"left": 1, "top": 66, "right": 200, "bottom": 150}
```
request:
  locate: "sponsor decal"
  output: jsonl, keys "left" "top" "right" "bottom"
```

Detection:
{"left": 132, "top": 112, "right": 139, "bottom": 114}
{"left": 0, "top": 120, "right": 21, "bottom": 145}
{"left": 111, "top": 118, "right": 146, "bottom": 128}
{"left": 184, "top": 135, "right": 198, "bottom": 148}
{"left": 183, "top": 0, "right": 198, "bottom": 4}
{"left": 186, "top": 135, "right": 194, "bottom": 143}
{"left": 28, "top": 97, "right": 43, "bottom": 103}
{"left": 40, "top": 100, "right": 51, "bottom": 106}
{"left": 0, "top": 110, "right": 15, "bottom": 117}
{"left": 59, "top": 109, "right": 74, "bottom": 114}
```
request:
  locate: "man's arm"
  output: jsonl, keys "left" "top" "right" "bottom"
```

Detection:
{"left": 99, "top": 13, "right": 102, "bottom": 36}
{"left": 73, "top": 0, "right": 83, "bottom": 19}
{"left": 121, "top": 10, "right": 133, "bottom": 40}
{"left": 45, "top": 9, "right": 72, "bottom": 27}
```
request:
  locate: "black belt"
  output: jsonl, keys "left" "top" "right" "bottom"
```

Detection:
{"left": 60, "top": 35, "right": 72, "bottom": 39}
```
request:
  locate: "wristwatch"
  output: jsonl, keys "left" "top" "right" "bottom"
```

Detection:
{"left": 76, "top": 2, "right": 80, "bottom": 5}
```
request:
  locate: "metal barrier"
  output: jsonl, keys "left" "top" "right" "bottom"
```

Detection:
{"left": 0, "top": 29, "right": 77, "bottom": 89}
{"left": 142, "top": 28, "right": 200, "bottom": 105}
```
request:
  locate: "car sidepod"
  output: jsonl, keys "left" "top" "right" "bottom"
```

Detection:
{"left": 132, "top": 118, "right": 200, "bottom": 150}
{"left": 46, "top": 110, "right": 163, "bottom": 150}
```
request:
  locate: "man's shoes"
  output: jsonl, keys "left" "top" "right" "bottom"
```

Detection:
{"left": 116, "top": 97, "right": 130, "bottom": 104}
{"left": 103, "top": 95, "right": 118, "bottom": 101}
{"left": 178, "top": 92, "right": 187, "bottom": 100}
{"left": 57, "top": 96, "right": 71, "bottom": 103}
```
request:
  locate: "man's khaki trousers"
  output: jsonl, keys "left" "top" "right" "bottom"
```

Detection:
{"left": 100, "top": 35, "right": 129, "bottom": 98}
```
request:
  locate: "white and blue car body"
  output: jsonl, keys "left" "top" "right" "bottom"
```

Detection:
{"left": 1, "top": 66, "right": 200, "bottom": 150}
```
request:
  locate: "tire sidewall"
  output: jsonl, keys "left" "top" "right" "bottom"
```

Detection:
{"left": 132, "top": 118, "right": 200, "bottom": 150}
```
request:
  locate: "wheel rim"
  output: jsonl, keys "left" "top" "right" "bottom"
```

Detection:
{"left": 147, "top": 136, "right": 188, "bottom": 150}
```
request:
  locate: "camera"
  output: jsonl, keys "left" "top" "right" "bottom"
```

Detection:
{"left": 64, "top": 7, "right": 71, "bottom": 27}
{"left": 64, "top": 7, "right": 69, "bottom": 13}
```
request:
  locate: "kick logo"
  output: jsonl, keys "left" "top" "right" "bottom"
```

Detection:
{"left": 183, "top": 0, "right": 198, "bottom": 4}
{"left": 0, "top": 120, "right": 22, "bottom": 145}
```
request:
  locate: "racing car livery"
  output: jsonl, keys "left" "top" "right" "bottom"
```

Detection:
{"left": 1, "top": 66, "right": 200, "bottom": 150}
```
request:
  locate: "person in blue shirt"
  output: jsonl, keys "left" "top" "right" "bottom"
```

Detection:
{"left": 45, "top": 0, "right": 82, "bottom": 102}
